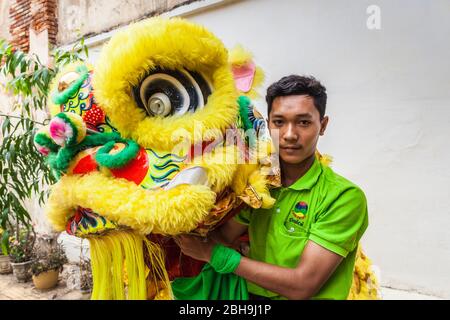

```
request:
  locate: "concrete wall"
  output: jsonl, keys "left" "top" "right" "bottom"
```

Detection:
{"left": 57, "top": 0, "right": 195, "bottom": 44}
{"left": 0, "top": 0, "right": 12, "bottom": 133}
{"left": 0, "top": 0, "right": 11, "bottom": 41}
{"left": 56, "top": 0, "right": 450, "bottom": 297}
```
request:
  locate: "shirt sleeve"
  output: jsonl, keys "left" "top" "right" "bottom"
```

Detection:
{"left": 309, "top": 186, "right": 369, "bottom": 258}
{"left": 233, "top": 207, "right": 252, "bottom": 226}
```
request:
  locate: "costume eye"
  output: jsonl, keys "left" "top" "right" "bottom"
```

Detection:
{"left": 147, "top": 92, "right": 172, "bottom": 117}
{"left": 132, "top": 68, "right": 212, "bottom": 117}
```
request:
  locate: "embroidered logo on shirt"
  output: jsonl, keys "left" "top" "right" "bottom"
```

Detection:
{"left": 288, "top": 201, "right": 308, "bottom": 226}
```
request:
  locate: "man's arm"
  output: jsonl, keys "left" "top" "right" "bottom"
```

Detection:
{"left": 175, "top": 235, "right": 343, "bottom": 300}
{"left": 235, "top": 240, "right": 342, "bottom": 299}
{"left": 209, "top": 217, "right": 248, "bottom": 247}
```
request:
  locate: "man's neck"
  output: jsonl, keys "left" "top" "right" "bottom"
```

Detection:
{"left": 280, "top": 153, "right": 316, "bottom": 187}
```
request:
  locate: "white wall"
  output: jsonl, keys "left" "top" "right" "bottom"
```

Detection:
{"left": 59, "top": 0, "right": 450, "bottom": 297}
{"left": 183, "top": 0, "right": 450, "bottom": 298}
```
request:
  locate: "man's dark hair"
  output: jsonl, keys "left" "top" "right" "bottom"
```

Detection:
{"left": 266, "top": 75, "right": 327, "bottom": 119}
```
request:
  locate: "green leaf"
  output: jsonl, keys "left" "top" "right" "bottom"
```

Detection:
{"left": 1, "top": 208, "right": 9, "bottom": 227}
{"left": 1, "top": 116, "right": 10, "bottom": 136}
{"left": 1, "top": 229, "right": 10, "bottom": 255}
{"left": 8, "top": 142, "right": 15, "bottom": 159}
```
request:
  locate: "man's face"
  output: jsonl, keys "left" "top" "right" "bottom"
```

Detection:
{"left": 268, "top": 95, "right": 328, "bottom": 165}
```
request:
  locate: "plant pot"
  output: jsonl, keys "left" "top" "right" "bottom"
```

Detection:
{"left": 10, "top": 260, "right": 33, "bottom": 282}
{"left": 32, "top": 269, "right": 59, "bottom": 290}
{"left": 78, "top": 283, "right": 92, "bottom": 300}
{"left": 0, "top": 255, "right": 12, "bottom": 274}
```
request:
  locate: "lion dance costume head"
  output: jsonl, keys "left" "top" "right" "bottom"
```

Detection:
{"left": 35, "top": 17, "right": 280, "bottom": 300}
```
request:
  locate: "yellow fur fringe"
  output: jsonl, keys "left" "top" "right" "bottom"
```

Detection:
{"left": 348, "top": 245, "right": 380, "bottom": 300}
{"left": 89, "top": 230, "right": 172, "bottom": 300}
{"left": 45, "top": 172, "right": 216, "bottom": 235}
{"left": 316, "top": 150, "right": 333, "bottom": 167}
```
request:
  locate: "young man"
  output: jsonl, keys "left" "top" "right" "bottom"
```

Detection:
{"left": 175, "top": 75, "right": 369, "bottom": 300}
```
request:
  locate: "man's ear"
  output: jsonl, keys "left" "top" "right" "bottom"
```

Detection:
{"left": 320, "top": 116, "right": 329, "bottom": 136}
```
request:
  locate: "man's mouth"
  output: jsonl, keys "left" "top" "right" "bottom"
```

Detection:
{"left": 281, "top": 146, "right": 302, "bottom": 151}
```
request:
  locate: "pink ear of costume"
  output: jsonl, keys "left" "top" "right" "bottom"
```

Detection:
{"left": 232, "top": 61, "right": 256, "bottom": 93}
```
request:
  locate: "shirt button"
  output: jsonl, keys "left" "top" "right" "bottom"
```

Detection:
{"left": 288, "top": 227, "right": 295, "bottom": 233}
{"left": 275, "top": 207, "right": 280, "bottom": 213}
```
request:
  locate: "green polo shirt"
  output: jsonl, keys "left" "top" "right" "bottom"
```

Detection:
{"left": 235, "top": 157, "right": 369, "bottom": 300}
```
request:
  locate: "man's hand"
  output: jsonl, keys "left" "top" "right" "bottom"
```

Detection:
{"left": 174, "top": 234, "right": 215, "bottom": 263}
{"left": 210, "top": 218, "right": 248, "bottom": 247}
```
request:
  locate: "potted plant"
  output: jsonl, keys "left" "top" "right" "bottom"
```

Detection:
{"left": 31, "top": 241, "right": 68, "bottom": 290}
{"left": 79, "top": 258, "right": 93, "bottom": 295}
{"left": 0, "top": 227, "right": 12, "bottom": 274}
{"left": 8, "top": 226, "right": 35, "bottom": 282}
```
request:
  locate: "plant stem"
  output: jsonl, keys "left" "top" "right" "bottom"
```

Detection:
{"left": 0, "top": 113, "right": 46, "bottom": 126}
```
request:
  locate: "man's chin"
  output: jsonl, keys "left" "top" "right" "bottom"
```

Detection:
{"left": 279, "top": 151, "right": 314, "bottom": 166}
{"left": 279, "top": 153, "right": 305, "bottom": 165}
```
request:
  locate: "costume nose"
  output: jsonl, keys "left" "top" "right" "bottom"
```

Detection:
{"left": 48, "top": 112, "right": 87, "bottom": 147}
{"left": 34, "top": 112, "right": 87, "bottom": 156}
{"left": 34, "top": 125, "right": 60, "bottom": 156}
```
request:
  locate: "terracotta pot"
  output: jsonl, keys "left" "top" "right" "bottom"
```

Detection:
{"left": 0, "top": 255, "right": 12, "bottom": 274}
{"left": 10, "top": 260, "right": 33, "bottom": 282}
{"left": 32, "top": 269, "right": 59, "bottom": 290}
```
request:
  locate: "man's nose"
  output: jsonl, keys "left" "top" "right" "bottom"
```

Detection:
{"left": 283, "top": 123, "right": 298, "bottom": 142}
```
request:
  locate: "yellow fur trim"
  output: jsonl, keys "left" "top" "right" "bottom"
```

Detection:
{"left": 231, "top": 161, "right": 275, "bottom": 209}
{"left": 228, "top": 44, "right": 254, "bottom": 66}
{"left": 48, "top": 62, "right": 94, "bottom": 117}
{"left": 316, "top": 150, "right": 333, "bottom": 167}
{"left": 232, "top": 163, "right": 259, "bottom": 195}
{"left": 247, "top": 170, "right": 276, "bottom": 209}
{"left": 189, "top": 144, "right": 239, "bottom": 193}
{"left": 45, "top": 172, "right": 216, "bottom": 235}
{"left": 189, "top": 144, "right": 275, "bottom": 209}
{"left": 348, "top": 245, "right": 380, "bottom": 300}
{"left": 93, "top": 17, "right": 239, "bottom": 150}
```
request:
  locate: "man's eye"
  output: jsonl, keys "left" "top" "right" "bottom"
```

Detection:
{"left": 272, "top": 120, "right": 283, "bottom": 126}
{"left": 298, "top": 120, "right": 311, "bottom": 126}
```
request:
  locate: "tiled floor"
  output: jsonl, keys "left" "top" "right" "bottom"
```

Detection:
{"left": 0, "top": 272, "right": 89, "bottom": 300}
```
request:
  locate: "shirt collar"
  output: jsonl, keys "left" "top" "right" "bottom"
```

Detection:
{"left": 286, "top": 157, "right": 322, "bottom": 191}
